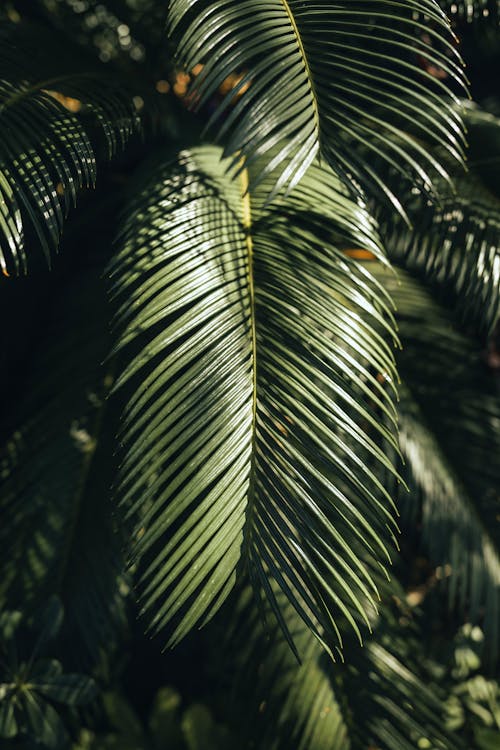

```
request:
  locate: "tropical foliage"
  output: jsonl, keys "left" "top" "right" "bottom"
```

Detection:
{"left": 0, "top": 1, "right": 499, "bottom": 748}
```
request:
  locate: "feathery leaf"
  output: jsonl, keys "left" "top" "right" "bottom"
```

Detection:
{"left": 167, "top": 0, "right": 467, "bottom": 203}
{"left": 110, "top": 145, "right": 400, "bottom": 656}
{"left": 378, "top": 105, "right": 500, "bottom": 334}
{"left": 0, "top": 22, "right": 140, "bottom": 276}
{"left": 227, "top": 581, "right": 463, "bottom": 750}
{"left": 372, "top": 263, "right": 500, "bottom": 664}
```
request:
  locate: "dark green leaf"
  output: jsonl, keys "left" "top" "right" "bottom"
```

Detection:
{"left": 228, "top": 582, "right": 463, "bottom": 750}
{"left": 168, "top": 0, "right": 466, "bottom": 203}
{"left": 0, "top": 699, "right": 18, "bottom": 739}
{"left": 33, "top": 673, "right": 97, "bottom": 707}
{"left": 110, "top": 144, "right": 400, "bottom": 655}
{"left": 378, "top": 105, "right": 500, "bottom": 334}
{"left": 371, "top": 263, "right": 500, "bottom": 663}
{"left": 22, "top": 691, "right": 68, "bottom": 749}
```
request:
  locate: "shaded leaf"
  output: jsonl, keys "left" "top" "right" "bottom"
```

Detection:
{"left": 0, "top": 699, "right": 18, "bottom": 739}
{"left": 0, "top": 272, "right": 127, "bottom": 667}
{"left": 22, "top": 691, "right": 68, "bottom": 749}
{"left": 181, "top": 704, "right": 232, "bottom": 750}
{"left": 371, "top": 263, "right": 500, "bottom": 664}
{"left": 33, "top": 673, "right": 98, "bottom": 707}
{"left": 227, "top": 582, "right": 463, "bottom": 750}
{"left": 148, "top": 687, "right": 184, "bottom": 749}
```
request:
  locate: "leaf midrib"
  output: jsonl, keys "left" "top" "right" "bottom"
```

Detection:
{"left": 239, "top": 164, "right": 260, "bottom": 568}
{"left": 240, "top": 165, "right": 256, "bottom": 427}
{"left": 279, "top": 0, "right": 320, "bottom": 139}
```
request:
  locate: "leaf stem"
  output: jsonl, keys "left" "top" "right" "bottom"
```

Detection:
{"left": 279, "top": 0, "right": 320, "bottom": 139}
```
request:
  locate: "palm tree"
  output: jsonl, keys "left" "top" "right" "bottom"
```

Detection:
{"left": 0, "top": 1, "right": 499, "bottom": 748}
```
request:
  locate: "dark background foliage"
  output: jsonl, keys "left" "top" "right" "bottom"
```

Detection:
{"left": 1, "top": 2, "right": 499, "bottom": 749}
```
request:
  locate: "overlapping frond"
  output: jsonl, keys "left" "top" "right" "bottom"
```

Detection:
{"left": 229, "top": 588, "right": 349, "bottom": 750}
{"left": 397, "top": 395, "right": 500, "bottom": 663}
{"left": 227, "top": 583, "right": 462, "bottom": 750}
{"left": 110, "top": 145, "right": 400, "bottom": 656}
{"left": 0, "top": 23, "right": 140, "bottom": 276}
{"left": 378, "top": 106, "right": 500, "bottom": 333}
{"left": 167, "top": 0, "right": 467, "bottom": 202}
{"left": 372, "top": 264, "right": 500, "bottom": 663}
{"left": 0, "top": 274, "right": 126, "bottom": 666}
{"left": 465, "top": 105, "right": 500, "bottom": 201}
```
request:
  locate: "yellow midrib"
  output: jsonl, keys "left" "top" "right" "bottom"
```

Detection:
{"left": 280, "top": 0, "right": 320, "bottom": 137}
{"left": 239, "top": 165, "right": 257, "bottom": 427}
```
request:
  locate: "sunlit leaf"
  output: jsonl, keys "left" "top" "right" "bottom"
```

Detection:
{"left": 168, "top": 0, "right": 467, "bottom": 204}
{"left": 110, "top": 144, "right": 400, "bottom": 656}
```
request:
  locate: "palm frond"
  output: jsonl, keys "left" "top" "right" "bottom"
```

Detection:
{"left": 0, "top": 272, "right": 127, "bottom": 667}
{"left": 377, "top": 106, "right": 500, "bottom": 334}
{"left": 226, "top": 582, "right": 463, "bottom": 750}
{"left": 229, "top": 588, "right": 349, "bottom": 750}
{"left": 109, "top": 144, "right": 400, "bottom": 656}
{"left": 397, "top": 391, "right": 500, "bottom": 667}
{"left": 0, "top": 22, "right": 140, "bottom": 276}
{"left": 167, "top": 0, "right": 467, "bottom": 203}
{"left": 372, "top": 264, "right": 500, "bottom": 663}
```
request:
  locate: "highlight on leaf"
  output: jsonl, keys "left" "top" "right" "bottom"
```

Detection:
{"left": 109, "top": 144, "right": 401, "bottom": 657}
{"left": 0, "top": 22, "right": 140, "bottom": 276}
{"left": 377, "top": 104, "right": 500, "bottom": 334}
{"left": 167, "top": 0, "right": 467, "bottom": 203}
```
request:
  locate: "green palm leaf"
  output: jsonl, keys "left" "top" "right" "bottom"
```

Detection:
{"left": 0, "top": 600, "right": 97, "bottom": 749}
{"left": 167, "top": 0, "right": 466, "bottom": 201}
{"left": 382, "top": 175, "right": 500, "bottom": 333}
{"left": 378, "top": 106, "right": 500, "bottom": 333}
{"left": 230, "top": 588, "right": 349, "bottom": 750}
{"left": 110, "top": 145, "right": 400, "bottom": 655}
{"left": 372, "top": 264, "right": 500, "bottom": 664}
{"left": 227, "top": 581, "right": 463, "bottom": 750}
{"left": 0, "top": 23, "right": 139, "bottom": 276}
